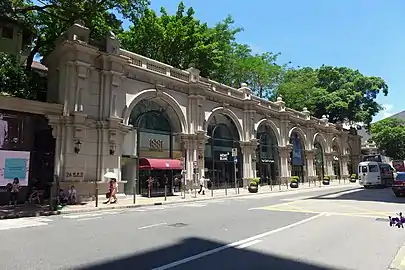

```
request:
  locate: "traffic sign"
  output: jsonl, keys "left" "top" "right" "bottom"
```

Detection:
{"left": 234, "top": 157, "right": 238, "bottom": 164}
{"left": 232, "top": 148, "right": 237, "bottom": 157}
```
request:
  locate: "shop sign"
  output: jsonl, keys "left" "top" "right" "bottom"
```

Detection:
{"left": 220, "top": 153, "right": 228, "bottom": 161}
{"left": 149, "top": 138, "right": 164, "bottom": 152}
{"left": 261, "top": 159, "right": 275, "bottom": 163}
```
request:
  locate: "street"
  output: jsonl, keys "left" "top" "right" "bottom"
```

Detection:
{"left": 1, "top": 185, "right": 405, "bottom": 270}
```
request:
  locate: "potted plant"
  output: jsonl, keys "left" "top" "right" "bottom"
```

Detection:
{"left": 248, "top": 179, "right": 259, "bottom": 193}
{"left": 290, "top": 176, "right": 299, "bottom": 188}
{"left": 322, "top": 175, "right": 331, "bottom": 185}
{"left": 350, "top": 174, "right": 357, "bottom": 183}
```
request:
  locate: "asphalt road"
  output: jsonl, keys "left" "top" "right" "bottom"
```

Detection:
{"left": 1, "top": 184, "right": 405, "bottom": 270}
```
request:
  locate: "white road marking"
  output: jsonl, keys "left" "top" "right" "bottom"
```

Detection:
{"left": 281, "top": 196, "right": 311, "bottom": 201}
{"left": 63, "top": 213, "right": 103, "bottom": 219}
{"left": 0, "top": 217, "right": 49, "bottom": 231}
{"left": 77, "top": 217, "right": 102, "bottom": 221}
{"left": 235, "top": 239, "right": 262, "bottom": 249}
{"left": 138, "top": 222, "right": 167, "bottom": 230}
{"left": 178, "top": 203, "right": 207, "bottom": 207}
{"left": 151, "top": 213, "right": 325, "bottom": 270}
{"left": 320, "top": 189, "right": 360, "bottom": 199}
{"left": 128, "top": 209, "right": 147, "bottom": 212}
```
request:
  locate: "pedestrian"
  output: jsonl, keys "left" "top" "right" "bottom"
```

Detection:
{"left": 9, "top": 177, "right": 20, "bottom": 206}
{"left": 147, "top": 176, "right": 154, "bottom": 198}
{"left": 106, "top": 178, "right": 118, "bottom": 204}
{"left": 68, "top": 186, "right": 77, "bottom": 204}
{"left": 198, "top": 177, "right": 205, "bottom": 195}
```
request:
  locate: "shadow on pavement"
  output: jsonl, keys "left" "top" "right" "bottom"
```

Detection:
{"left": 76, "top": 237, "right": 337, "bottom": 270}
{"left": 308, "top": 187, "right": 405, "bottom": 204}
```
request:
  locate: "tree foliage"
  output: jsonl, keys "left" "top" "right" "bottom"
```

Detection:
{"left": 370, "top": 118, "right": 405, "bottom": 160}
{"left": 0, "top": 53, "right": 47, "bottom": 101}
{"left": 276, "top": 66, "right": 388, "bottom": 127}
{"left": 1, "top": 0, "right": 150, "bottom": 70}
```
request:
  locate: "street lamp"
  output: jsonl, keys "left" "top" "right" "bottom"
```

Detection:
{"left": 109, "top": 141, "right": 117, "bottom": 155}
{"left": 74, "top": 140, "right": 82, "bottom": 154}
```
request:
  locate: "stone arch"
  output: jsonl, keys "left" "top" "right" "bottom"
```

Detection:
{"left": 313, "top": 133, "right": 327, "bottom": 151}
{"left": 255, "top": 118, "right": 281, "bottom": 145}
{"left": 122, "top": 89, "right": 187, "bottom": 133}
{"left": 331, "top": 137, "right": 342, "bottom": 155}
{"left": 288, "top": 126, "right": 307, "bottom": 150}
{"left": 204, "top": 107, "right": 243, "bottom": 141}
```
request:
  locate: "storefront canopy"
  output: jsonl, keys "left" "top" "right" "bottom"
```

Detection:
{"left": 138, "top": 158, "right": 182, "bottom": 170}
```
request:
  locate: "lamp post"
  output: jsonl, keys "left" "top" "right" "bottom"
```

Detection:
{"left": 74, "top": 140, "right": 82, "bottom": 154}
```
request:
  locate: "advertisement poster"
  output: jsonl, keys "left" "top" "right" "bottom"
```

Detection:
{"left": 0, "top": 150, "right": 30, "bottom": 186}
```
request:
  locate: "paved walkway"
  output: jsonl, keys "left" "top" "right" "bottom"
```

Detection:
{"left": 59, "top": 180, "right": 356, "bottom": 214}
{"left": 0, "top": 180, "right": 357, "bottom": 219}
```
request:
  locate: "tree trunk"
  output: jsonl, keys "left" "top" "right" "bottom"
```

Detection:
{"left": 25, "top": 37, "right": 42, "bottom": 72}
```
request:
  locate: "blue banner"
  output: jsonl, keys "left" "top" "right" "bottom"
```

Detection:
{"left": 4, "top": 158, "right": 27, "bottom": 179}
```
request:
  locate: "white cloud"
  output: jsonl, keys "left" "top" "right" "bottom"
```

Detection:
{"left": 382, "top": 104, "right": 394, "bottom": 118}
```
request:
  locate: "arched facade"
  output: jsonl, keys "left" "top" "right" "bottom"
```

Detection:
{"left": 204, "top": 113, "right": 242, "bottom": 189}
{"left": 255, "top": 123, "right": 279, "bottom": 185}
{"left": 43, "top": 22, "right": 362, "bottom": 197}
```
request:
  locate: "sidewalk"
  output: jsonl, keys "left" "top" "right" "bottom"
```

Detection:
{"left": 0, "top": 181, "right": 357, "bottom": 219}
{"left": 59, "top": 180, "right": 357, "bottom": 215}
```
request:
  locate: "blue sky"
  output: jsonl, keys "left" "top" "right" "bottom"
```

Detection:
{"left": 127, "top": 0, "right": 403, "bottom": 122}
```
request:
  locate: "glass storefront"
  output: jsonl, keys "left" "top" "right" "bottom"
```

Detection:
{"left": 332, "top": 146, "right": 341, "bottom": 179}
{"left": 290, "top": 133, "right": 305, "bottom": 182}
{"left": 125, "top": 100, "right": 182, "bottom": 197}
{"left": 256, "top": 125, "right": 279, "bottom": 185}
{"left": 204, "top": 114, "right": 242, "bottom": 189}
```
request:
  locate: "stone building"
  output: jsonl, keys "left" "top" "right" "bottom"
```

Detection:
{"left": 43, "top": 21, "right": 361, "bottom": 198}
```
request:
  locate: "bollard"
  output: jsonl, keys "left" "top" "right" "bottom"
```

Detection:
{"left": 164, "top": 184, "right": 167, "bottom": 201}
{"left": 133, "top": 179, "right": 137, "bottom": 204}
{"left": 95, "top": 186, "right": 99, "bottom": 207}
{"left": 225, "top": 181, "right": 228, "bottom": 196}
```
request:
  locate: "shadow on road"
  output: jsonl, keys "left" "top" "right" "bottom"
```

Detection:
{"left": 76, "top": 237, "right": 337, "bottom": 270}
{"left": 309, "top": 187, "right": 405, "bottom": 204}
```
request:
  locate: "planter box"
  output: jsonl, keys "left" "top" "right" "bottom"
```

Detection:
{"left": 349, "top": 179, "right": 357, "bottom": 183}
{"left": 322, "top": 180, "right": 330, "bottom": 185}
{"left": 290, "top": 182, "right": 299, "bottom": 188}
{"left": 248, "top": 186, "right": 258, "bottom": 193}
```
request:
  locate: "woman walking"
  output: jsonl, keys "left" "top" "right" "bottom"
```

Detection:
{"left": 105, "top": 178, "right": 118, "bottom": 204}
{"left": 9, "top": 178, "right": 20, "bottom": 206}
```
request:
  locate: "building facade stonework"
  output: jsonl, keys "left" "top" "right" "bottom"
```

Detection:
{"left": 44, "top": 22, "right": 361, "bottom": 198}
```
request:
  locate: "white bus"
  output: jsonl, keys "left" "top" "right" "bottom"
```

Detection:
{"left": 358, "top": 161, "right": 395, "bottom": 188}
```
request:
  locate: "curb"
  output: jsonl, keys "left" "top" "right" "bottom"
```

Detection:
{"left": 0, "top": 183, "right": 358, "bottom": 219}
{"left": 57, "top": 183, "right": 357, "bottom": 215}
{"left": 389, "top": 243, "right": 405, "bottom": 270}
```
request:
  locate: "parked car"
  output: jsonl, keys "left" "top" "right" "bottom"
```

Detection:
{"left": 392, "top": 172, "right": 405, "bottom": 197}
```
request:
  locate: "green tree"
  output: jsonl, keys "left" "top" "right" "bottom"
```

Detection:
{"left": 276, "top": 65, "right": 388, "bottom": 127}
{"left": 370, "top": 118, "right": 405, "bottom": 160}
{"left": 2, "top": 0, "right": 150, "bottom": 71}
{"left": 0, "top": 53, "right": 47, "bottom": 101}
{"left": 224, "top": 43, "right": 286, "bottom": 98}
{"left": 119, "top": 2, "right": 242, "bottom": 79}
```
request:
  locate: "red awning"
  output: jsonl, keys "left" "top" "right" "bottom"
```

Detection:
{"left": 138, "top": 158, "right": 182, "bottom": 170}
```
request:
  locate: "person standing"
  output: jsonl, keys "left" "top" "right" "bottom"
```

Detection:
{"left": 147, "top": 176, "right": 154, "bottom": 198}
{"left": 9, "top": 178, "right": 20, "bottom": 206}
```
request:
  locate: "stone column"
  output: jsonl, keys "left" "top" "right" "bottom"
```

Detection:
{"left": 305, "top": 150, "right": 317, "bottom": 182}
{"left": 240, "top": 140, "right": 257, "bottom": 187}
{"left": 341, "top": 154, "right": 349, "bottom": 179}
{"left": 324, "top": 152, "right": 334, "bottom": 177}
{"left": 278, "top": 145, "right": 292, "bottom": 184}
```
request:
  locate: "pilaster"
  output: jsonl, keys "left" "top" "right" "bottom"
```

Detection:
{"left": 240, "top": 140, "right": 258, "bottom": 187}
{"left": 278, "top": 145, "right": 292, "bottom": 182}
{"left": 305, "top": 149, "right": 317, "bottom": 182}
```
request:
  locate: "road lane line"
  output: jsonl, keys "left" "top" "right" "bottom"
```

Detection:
{"left": 138, "top": 222, "right": 167, "bottom": 230}
{"left": 151, "top": 213, "right": 325, "bottom": 270}
{"left": 77, "top": 217, "right": 102, "bottom": 221}
{"left": 235, "top": 240, "right": 262, "bottom": 249}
